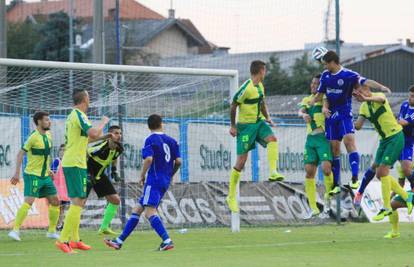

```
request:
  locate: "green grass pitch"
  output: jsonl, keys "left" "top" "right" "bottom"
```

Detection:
{"left": 0, "top": 223, "right": 413, "bottom": 267}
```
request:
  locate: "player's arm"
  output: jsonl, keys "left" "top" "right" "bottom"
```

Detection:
{"left": 139, "top": 156, "right": 153, "bottom": 186}
{"left": 111, "top": 159, "right": 121, "bottom": 182}
{"left": 261, "top": 101, "right": 275, "bottom": 126}
{"left": 364, "top": 79, "right": 391, "bottom": 93}
{"left": 87, "top": 116, "right": 110, "bottom": 141}
{"left": 298, "top": 107, "right": 311, "bottom": 123}
{"left": 229, "top": 102, "right": 238, "bottom": 137}
{"left": 172, "top": 158, "right": 182, "bottom": 177}
{"left": 309, "top": 92, "right": 323, "bottom": 105}
{"left": 10, "top": 149, "right": 25, "bottom": 185}
{"left": 397, "top": 104, "right": 413, "bottom": 126}
{"left": 354, "top": 116, "right": 366, "bottom": 131}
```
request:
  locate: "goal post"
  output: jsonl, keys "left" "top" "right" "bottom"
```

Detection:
{"left": 0, "top": 58, "right": 242, "bottom": 232}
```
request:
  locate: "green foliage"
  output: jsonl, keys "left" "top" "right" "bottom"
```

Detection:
{"left": 33, "top": 11, "right": 82, "bottom": 62}
{"left": 264, "top": 53, "right": 324, "bottom": 95}
{"left": 263, "top": 56, "right": 291, "bottom": 95}
{"left": 7, "top": 22, "right": 41, "bottom": 59}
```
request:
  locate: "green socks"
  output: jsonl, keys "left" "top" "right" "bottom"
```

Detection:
{"left": 100, "top": 203, "right": 119, "bottom": 230}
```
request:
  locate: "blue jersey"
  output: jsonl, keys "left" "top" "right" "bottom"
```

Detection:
{"left": 317, "top": 67, "right": 366, "bottom": 117}
{"left": 398, "top": 100, "right": 414, "bottom": 144}
{"left": 142, "top": 133, "right": 180, "bottom": 186}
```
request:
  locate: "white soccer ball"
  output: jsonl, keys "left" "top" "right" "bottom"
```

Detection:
{"left": 311, "top": 46, "right": 328, "bottom": 62}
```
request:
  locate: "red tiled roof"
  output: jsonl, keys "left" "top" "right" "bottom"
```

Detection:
{"left": 7, "top": 0, "right": 164, "bottom": 23}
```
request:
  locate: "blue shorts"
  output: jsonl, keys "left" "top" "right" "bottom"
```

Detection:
{"left": 325, "top": 117, "right": 355, "bottom": 141}
{"left": 399, "top": 143, "right": 414, "bottom": 161}
{"left": 139, "top": 183, "right": 168, "bottom": 208}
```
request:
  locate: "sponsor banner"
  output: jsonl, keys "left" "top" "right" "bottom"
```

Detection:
{"left": 0, "top": 180, "right": 49, "bottom": 229}
{"left": 360, "top": 181, "right": 414, "bottom": 223}
{"left": 0, "top": 116, "right": 20, "bottom": 179}
{"left": 187, "top": 123, "right": 252, "bottom": 182}
{"left": 81, "top": 181, "right": 359, "bottom": 228}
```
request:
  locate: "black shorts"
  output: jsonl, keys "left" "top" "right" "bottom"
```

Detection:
{"left": 87, "top": 173, "right": 117, "bottom": 198}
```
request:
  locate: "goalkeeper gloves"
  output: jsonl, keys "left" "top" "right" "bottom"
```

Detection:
{"left": 111, "top": 166, "right": 122, "bottom": 182}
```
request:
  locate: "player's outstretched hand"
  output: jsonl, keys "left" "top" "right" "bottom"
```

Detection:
{"left": 229, "top": 126, "right": 237, "bottom": 137}
{"left": 101, "top": 116, "right": 110, "bottom": 125}
{"left": 322, "top": 106, "right": 331, "bottom": 118}
{"left": 10, "top": 173, "right": 20, "bottom": 185}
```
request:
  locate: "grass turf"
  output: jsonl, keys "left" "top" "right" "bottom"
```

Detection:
{"left": 0, "top": 223, "right": 413, "bottom": 267}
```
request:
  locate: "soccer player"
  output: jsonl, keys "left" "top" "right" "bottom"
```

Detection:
{"left": 86, "top": 125, "right": 124, "bottom": 235}
{"left": 226, "top": 60, "right": 284, "bottom": 213}
{"left": 353, "top": 86, "right": 413, "bottom": 221}
{"left": 298, "top": 74, "right": 333, "bottom": 218}
{"left": 51, "top": 144, "right": 69, "bottom": 231}
{"left": 8, "top": 111, "right": 60, "bottom": 241}
{"left": 55, "top": 89, "right": 110, "bottom": 254}
{"left": 104, "top": 114, "right": 181, "bottom": 251}
{"left": 354, "top": 85, "right": 414, "bottom": 204}
{"left": 384, "top": 190, "right": 414, "bottom": 239}
{"left": 311, "top": 50, "right": 390, "bottom": 193}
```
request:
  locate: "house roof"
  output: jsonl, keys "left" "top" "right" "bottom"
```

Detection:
{"left": 7, "top": 0, "right": 164, "bottom": 23}
{"left": 160, "top": 43, "right": 400, "bottom": 79}
{"left": 82, "top": 18, "right": 208, "bottom": 49}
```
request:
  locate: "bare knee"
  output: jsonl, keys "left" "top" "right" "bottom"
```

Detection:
{"left": 376, "top": 165, "right": 389, "bottom": 178}
{"left": 49, "top": 196, "right": 60, "bottom": 206}
{"left": 234, "top": 154, "right": 248, "bottom": 171}
{"left": 343, "top": 135, "right": 357, "bottom": 152}
{"left": 144, "top": 207, "right": 157, "bottom": 219}
{"left": 305, "top": 164, "right": 317, "bottom": 178}
{"left": 107, "top": 194, "right": 121, "bottom": 205}
{"left": 132, "top": 205, "right": 144, "bottom": 215}
{"left": 330, "top": 142, "right": 341, "bottom": 157}
{"left": 266, "top": 135, "right": 277, "bottom": 143}
{"left": 321, "top": 161, "right": 332, "bottom": 176}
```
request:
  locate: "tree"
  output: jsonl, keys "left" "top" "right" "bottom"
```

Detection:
{"left": 7, "top": 22, "right": 41, "bottom": 59}
{"left": 33, "top": 11, "right": 81, "bottom": 62}
{"left": 263, "top": 55, "right": 291, "bottom": 95}
{"left": 289, "top": 53, "right": 324, "bottom": 94}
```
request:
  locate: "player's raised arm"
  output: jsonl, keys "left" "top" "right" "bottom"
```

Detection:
{"left": 88, "top": 116, "right": 110, "bottom": 141}
{"left": 364, "top": 79, "right": 391, "bottom": 93}
{"left": 10, "top": 149, "right": 25, "bottom": 185}
{"left": 354, "top": 116, "right": 366, "bottom": 131}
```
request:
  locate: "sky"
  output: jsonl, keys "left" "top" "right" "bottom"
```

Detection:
{"left": 6, "top": 0, "right": 413, "bottom": 53}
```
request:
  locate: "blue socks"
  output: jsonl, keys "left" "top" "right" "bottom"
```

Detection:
{"left": 118, "top": 213, "right": 139, "bottom": 242}
{"left": 358, "top": 168, "right": 376, "bottom": 194}
{"left": 149, "top": 215, "right": 170, "bottom": 242}
{"left": 332, "top": 157, "right": 341, "bottom": 187}
{"left": 349, "top": 152, "right": 360, "bottom": 181}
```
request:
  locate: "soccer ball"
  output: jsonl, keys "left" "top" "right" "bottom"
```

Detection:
{"left": 311, "top": 46, "right": 328, "bottom": 62}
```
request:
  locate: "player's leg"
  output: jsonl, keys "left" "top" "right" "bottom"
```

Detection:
{"left": 384, "top": 197, "right": 406, "bottom": 239}
{"left": 329, "top": 140, "right": 341, "bottom": 195}
{"left": 45, "top": 194, "right": 60, "bottom": 239}
{"left": 99, "top": 194, "right": 121, "bottom": 235}
{"left": 303, "top": 134, "right": 321, "bottom": 217}
{"left": 373, "top": 133, "right": 413, "bottom": 221}
{"left": 92, "top": 173, "right": 120, "bottom": 234}
{"left": 145, "top": 206, "right": 174, "bottom": 251}
{"left": 104, "top": 204, "right": 144, "bottom": 250}
{"left": 226, "top": 152, "right": 248, "bottom": 213}
{"left": 354, "top": 163, "right": 377, "bottom": 206}
{"left": 8, "top": 196, "right": 35, "bottom": 241}
{"left": 401, "top": 157, "right": 414, "bottom": 189}
{"left": 57, "top": 201, "right": 69, "bottom": 231}
{"left": 343, "top": 133, "right": 360, "bottom": 189}
{"left": 42, "top": 176, "right": 60, "bottom": 238}
{"left": 257, "top": 121, "right": 283, "bottom": 181}
{"left": 56, "top": 167, "right": 89, "bottom": 253}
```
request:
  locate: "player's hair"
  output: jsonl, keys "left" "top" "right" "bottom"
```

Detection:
{"left": 250, "top": 60, "right": 266, "bottom": 75}
{"left": 314, "top": 73, "right": 321, "bottom": 79}
{"left": 33, "top": 111, "right": 49, "bottom": 126}
{"left": 147, "top": 114, "right": 162, "bottom": 130}
{"left": 72, "top": 89, "right": 88, "bottom": 105}
{"left": 109, "top": 125, "right": 121, "bottom": 132}
{"left": 322, "top": 51, "right": 340, "bottom": 64}
{"left": 408, "top": 85, "right": 414, "bottom": 93}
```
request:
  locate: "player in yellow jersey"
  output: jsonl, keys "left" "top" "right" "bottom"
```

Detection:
{"left": 353, "top": 86, "right": 413, "bottom": 221}
{"left": 298, "top": 74, "right": 333, "bottom": 218}
{"left": 226, "top": 60, "right": 284, "bottom": 213}
{"left": 8, "top": 111, "right": 60, "bottom": 241}
{"left": 55, "top": 89, "right": 110, "bottom": 254}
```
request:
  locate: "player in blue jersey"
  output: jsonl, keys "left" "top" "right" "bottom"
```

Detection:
{"left": 311, "top": 50, "right": 390, "bottom": 194}
{"left": 354, "top": 85, "right": 414, "bottom": 205}
{"left": 104, "top": 114, "right": 181, "bottom": 251}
